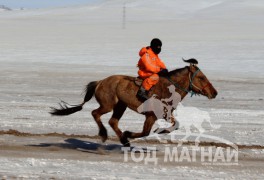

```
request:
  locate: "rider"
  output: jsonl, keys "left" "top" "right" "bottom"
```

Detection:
{"left": 136, "top": 38, "right": 168, "bottom": 101}
{"left": 161, "top": 85, "right": 181, "bottom": 121}
{"left": 161, "top": 85, "right": 182, "bottom": 109}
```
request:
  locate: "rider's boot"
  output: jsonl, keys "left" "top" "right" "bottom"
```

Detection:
{"left": 136, "top": 86, "right": 149, "bottom": 102}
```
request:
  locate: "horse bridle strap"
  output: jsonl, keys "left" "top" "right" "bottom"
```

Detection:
{"left": 189, "top": 68, "right": 200, "bottom": 90}
{"left": 189, "top": 68, "right": 201, "bottom": 96}
{"left": 166, "top": 68, "right": 201, "bottom": 96}
{"left": 189, "top": 68, "right": 212, "bottom": 95}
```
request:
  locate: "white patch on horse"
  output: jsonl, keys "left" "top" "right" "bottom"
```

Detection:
{"left": 137, "top": 85, "right": 220, "bottom": 146}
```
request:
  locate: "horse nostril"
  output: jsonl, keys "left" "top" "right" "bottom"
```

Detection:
{"left": 214, "top": 91, "right": 218, "bottom": 97}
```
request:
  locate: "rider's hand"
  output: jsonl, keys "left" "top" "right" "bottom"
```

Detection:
{"left": 158, "top": 69, "right": 169, "bottom": 76}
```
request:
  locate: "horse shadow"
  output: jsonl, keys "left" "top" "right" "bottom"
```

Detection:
{"left": 28, "top": 138, "right": 123, "bottom": 154}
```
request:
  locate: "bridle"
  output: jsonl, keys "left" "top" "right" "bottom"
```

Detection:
{"left": 166, "top": 66, "right": 211, "bottom": 97}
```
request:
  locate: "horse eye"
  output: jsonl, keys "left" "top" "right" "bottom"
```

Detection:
{"left": 199, "top": 77, "right": 204, "bottom": 81}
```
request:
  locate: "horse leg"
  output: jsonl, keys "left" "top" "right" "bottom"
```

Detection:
{"left": 108, "top": 101, "right": 127, "bottom": 145}
{"left": 91, "top": 106, "right": 112, "bottom": 142}
{"left": 121, "top": 115, "right": 156, "bottom": 146}
{"left": 154, "top": 115, "right": 178, "bottom": 134}
{"left": 177, "top": 126, "right": 191, "bottom": 147}
{"left": 194, "top": 124, "right": 205, "bottom": 146}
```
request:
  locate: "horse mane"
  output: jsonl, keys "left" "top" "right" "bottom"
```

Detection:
{"left": 167, "top": 66, "right": 189, "bottom": 77}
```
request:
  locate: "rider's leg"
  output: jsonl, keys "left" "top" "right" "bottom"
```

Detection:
{"left": 137, "top": 74, "right": 159, "bottom": 101}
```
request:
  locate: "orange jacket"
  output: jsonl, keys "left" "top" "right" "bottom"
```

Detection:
{"left": 137, "top": 47, "right": 166, "bottom": 78}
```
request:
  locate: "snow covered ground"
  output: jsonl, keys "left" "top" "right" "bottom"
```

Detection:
{"left": 0, "top": 0, "right": 263, "bottom": 178}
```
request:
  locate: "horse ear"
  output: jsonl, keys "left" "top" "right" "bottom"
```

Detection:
{"left": 189, "top": 64, "right": 196, "bottom": 71}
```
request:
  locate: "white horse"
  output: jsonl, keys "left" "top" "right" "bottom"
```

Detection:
{"left": 174, "top": 103, "right": 221, "bottom": 146}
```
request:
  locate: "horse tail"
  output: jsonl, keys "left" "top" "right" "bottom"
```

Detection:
{"left": 209, "top": 122, "right": 221, "bottom": 129}
{"left": 84, "top": 81, "right": 98, "bottom": 102}
{"left": 205, "top": 117, "right": 221, "bottom": 129}
{"left": 50, "top": 81, "right": 98, "bottom": 116}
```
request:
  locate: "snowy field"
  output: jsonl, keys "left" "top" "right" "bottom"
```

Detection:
{"left": 0, "top": 0, "right": 264, "bottom": 179}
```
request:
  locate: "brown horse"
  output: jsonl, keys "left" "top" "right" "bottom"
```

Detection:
{"left": 50, "top": 59, "right": 217, "bottom": 146}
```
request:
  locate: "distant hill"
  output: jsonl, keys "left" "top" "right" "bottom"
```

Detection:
{"left": 0, "top": 5, "right": 12, "bottom": 11}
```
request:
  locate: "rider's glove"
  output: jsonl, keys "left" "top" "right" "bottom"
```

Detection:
{"left": 158, "top": 69, "right": 169, "bottom": 76}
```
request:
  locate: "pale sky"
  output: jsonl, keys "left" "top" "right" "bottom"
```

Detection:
{"left": 0, "top": 0, "right": 100, "bottom": 9}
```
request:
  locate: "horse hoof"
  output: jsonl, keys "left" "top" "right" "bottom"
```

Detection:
{"left": 123, "top": 142, "right": 131, "bottom": 147}
{"left": 99, "top": 129, "right": 108, "bottom": 142}
{"left": 120, "top": 131, "right": 131, "bottom": 147}
{"left": 120, "top": 138, "right": 130, "bottom": 147}
{"left": 101, "top": 136, "right": 108, "bottom": 143}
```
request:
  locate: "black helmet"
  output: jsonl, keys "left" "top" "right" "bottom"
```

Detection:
{"left": 150, "top": 38, "right": 162, "bottom": 54}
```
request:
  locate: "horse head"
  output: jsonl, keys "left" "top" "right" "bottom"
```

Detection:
{"left": 183, "top": 58, "right": 218, "bottom": 99}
